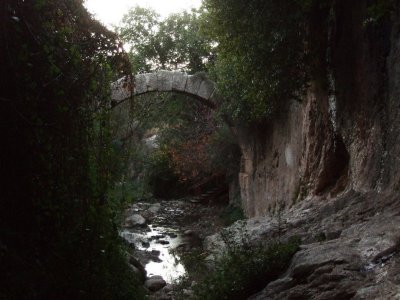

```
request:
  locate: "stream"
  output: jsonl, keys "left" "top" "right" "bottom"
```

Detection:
{"left": 120, "top": 199, "right": 223, "bottom": 285}
{"left": 122, "top": 223, "right": 187, "bottom": 282}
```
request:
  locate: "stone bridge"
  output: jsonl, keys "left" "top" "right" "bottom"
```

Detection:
{"left": 111, "top": 70, "right": 218, "bottom": 108}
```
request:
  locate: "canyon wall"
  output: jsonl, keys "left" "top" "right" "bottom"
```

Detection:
{"left": 238, "top": 1, "right": 400, "bottom": 218}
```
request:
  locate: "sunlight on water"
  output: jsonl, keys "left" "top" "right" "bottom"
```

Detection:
{"left": 144, "top": 225, "right": 186, "bottom": 282}
{"left": 121, "top": 224, "right": 187, "bottom": 283}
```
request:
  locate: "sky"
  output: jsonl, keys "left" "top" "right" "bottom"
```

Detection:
{"left": 84, "top": 0, "right": 202, "bottom": 27}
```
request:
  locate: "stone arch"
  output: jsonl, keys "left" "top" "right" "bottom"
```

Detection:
{"left": 111, "top": 70, "right": 218, "bottom": 109}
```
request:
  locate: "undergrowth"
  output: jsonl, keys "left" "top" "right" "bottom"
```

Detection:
{"left": 192, "top": 237, "right": 300, "bottom": 300}
{"left": 175, "top": 223, "right": 300, "bottom": 300}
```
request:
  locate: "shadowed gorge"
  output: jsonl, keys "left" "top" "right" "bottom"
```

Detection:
{"left": 2, "top": 0, "right": 400, "bottom": 299}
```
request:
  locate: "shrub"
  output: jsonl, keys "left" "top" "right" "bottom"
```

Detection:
{"left": 192, "top": 235, "right": 300, "bottom": 300}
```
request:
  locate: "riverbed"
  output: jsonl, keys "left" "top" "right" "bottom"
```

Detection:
{"left": 120, "top": 199, "right": 225, "bottom": 285}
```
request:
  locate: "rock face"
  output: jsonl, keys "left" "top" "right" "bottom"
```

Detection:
{"left": 248, "top": 193, "right": 400, "bottom": 300}
{"left": 204, "top": 190, "right": 400, "bottom": 300}
{"left": 237, "top": 2, "right": 400, "bottom": 219}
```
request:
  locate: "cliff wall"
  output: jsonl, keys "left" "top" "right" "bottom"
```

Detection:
{"left": 238, "top": 1, "right": 400, "bottom": 218}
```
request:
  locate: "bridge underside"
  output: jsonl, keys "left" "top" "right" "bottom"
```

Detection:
{"left": 111, "top": 70, "right": 218, "bottom": 108}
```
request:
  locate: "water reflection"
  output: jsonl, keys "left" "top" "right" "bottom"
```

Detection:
{"left": 144, "top": 225, "right": 186, "bottom": 282}
{"left": 121, "top": 225, "right": 186, "bottom": 283}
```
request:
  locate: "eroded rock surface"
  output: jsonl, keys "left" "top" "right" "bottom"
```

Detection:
{"left": 203, "top": 190, "right": 400, "bottom": 300}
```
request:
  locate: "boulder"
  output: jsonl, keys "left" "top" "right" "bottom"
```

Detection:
{"left": 163, "top": 284, "right": 174, "bottom": 292}
{"left": 124, "top": 214, "right": 146, "bottom": 227}
{"left": 129, "top": 255, "right": 146, "bottom": 282}
{"left": 183, "top": 289, "right": 194, "bottom": 297}
{"left": 130, "top": 265, "right": 146, "bottom": 283}
{"left": 249, "top": 240, "right": 364, "bottom": 300}
{"left": 142, "top": 241, "right": 150, "bottom": 248}
{"left": 183, "top": 230, "right": 194, "bottom": 236}
{"left": 148, "top": 203, "right": 161, "bottom": 214}
{"left": 167, "top": 232, "right": 178, "bottom": 238}
{"left": 143, "top": 203, "right": 161, "bottom": 220}
{"left": 145, "top": 276, "right": 167, "bottom": 292}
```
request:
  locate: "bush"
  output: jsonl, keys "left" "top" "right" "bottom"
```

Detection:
{"left": 192, "top": 234, "right": 300, "bottom": 300}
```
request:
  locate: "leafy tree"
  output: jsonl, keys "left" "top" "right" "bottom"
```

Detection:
{"left": 117, "top": 6, "right": 215, "bottom": 73}
{"left": 115, "top": 6, "right": 241, "bottom": 199}
{"left": 203, "top": 0, "right": 309, "bottom": 122}
{"left": 0, "top": 0, "right": 145, "bottom": 299}
{"left": 123, "top": 91, "right": 220, "bottom": 197}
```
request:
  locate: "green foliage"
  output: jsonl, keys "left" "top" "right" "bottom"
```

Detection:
{"left": 107, "top": 182, "right": 138, "bottom": 218}
{"left": 121, "top": 90, "right": 230, "bottom": 197}
{"left": 0, "top": 0, "right": 144, "bottom": 299}
{"left": 146, "top": 146, "right": 183, "bottom": 198}
{"left": 203, "top": 0, "right": 309, "bottom": 122}
{"left": 117, "top": 7, "right": 215, "bottom": 73}
{"left": 365, "top": 0, "right": 396, "bottom": 25}
{"left": 116, "top": 7, "right": 240, "bottom": 197}
{"left": 118, "top": 92, "right": 207, "bottom": 197}
{"left": 219, "top": 205, "right": 245, "bottom": 226}
{"left": 207, "top": 124, "right": 241, "bottom": 179}
{"left": 175, "top": 248, "right": 209, "bottom": 283}
{"left": 192, "top": 231, "right": 300, "bottom": 300}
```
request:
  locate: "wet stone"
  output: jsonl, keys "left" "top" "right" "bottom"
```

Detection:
{"left": 184, "top": 230, "right": 194, "bottom": 236}
{"left": 158, "top": 240, "right": 170, "bottom": 245}
{"left": 151, "top": 256, "right": 162, "bottom": 263}
{"left": 121, "top": 199, "right": 225, "bottom": 285}
{"left": 153, "top": 234, "right": 165, "bottom": 240}
{"left": 145, "top": 275, "right": 167, "bottom": 292}
{"left": 125, "top": 214, "right": 146, "bottom": 227}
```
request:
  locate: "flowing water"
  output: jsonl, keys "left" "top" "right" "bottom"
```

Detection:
{"left": 120, "top": 201, "right": 194, "bottom": 283}
{"left": 142, "top": 225, "right": 186, "bottom": 281}
{"left": 121, "top": 199, "right": 223, "bottom": 285}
